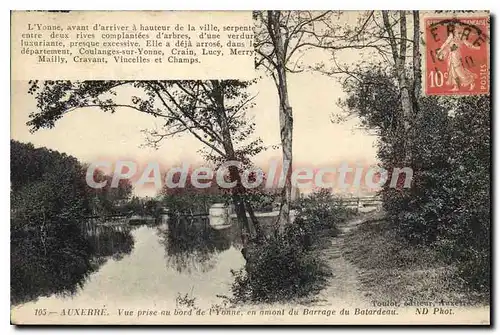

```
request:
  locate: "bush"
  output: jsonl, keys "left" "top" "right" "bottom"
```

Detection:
{"left": 229, "top": 189, "right": 353, "bottom": 304}
{"left": 230, "top": 224, "right": 330, "bottom": 303}
{"left": 379, "top": 94, "right": 490, "bottom": 295}
{"left": 294, "top": 188, "right": 354, "bottom": 237}
{"left": 440, "top": 96, "right": 490, "bottom": 294}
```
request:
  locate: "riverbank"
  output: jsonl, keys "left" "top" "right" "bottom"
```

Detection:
{"left": 342, "top": 212, "right": 489, "bottom": 307}
{"left": 221, "top": 211, "right": 490, "bottom": 322}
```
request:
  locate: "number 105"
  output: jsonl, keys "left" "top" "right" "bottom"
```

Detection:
{"left": 34, "top": 308, "right": 47, "bottom": 316}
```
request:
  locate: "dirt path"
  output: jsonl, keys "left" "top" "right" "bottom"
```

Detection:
{"left": 313, "top": 216, "right": 369, "bottom": 308}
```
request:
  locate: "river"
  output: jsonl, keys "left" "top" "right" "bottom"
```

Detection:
{"left": 11, "top": 217, "right": 245, "bottom": 316}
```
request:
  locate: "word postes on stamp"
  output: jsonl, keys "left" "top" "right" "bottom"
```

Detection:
{"left": 423, "top": 14, "right": 489, "bottom": 96}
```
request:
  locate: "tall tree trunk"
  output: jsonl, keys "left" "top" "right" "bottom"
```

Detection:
{"left": 382, "top": 10, "right": 414, "bottom": 164}
{"left": 211, "top": 80, "right": 253, "bottom": 245}
{"left": 268, "top": 11, "right": 293, "bottom": 231}
{"left": 231, "top": 191, "right": 250, "bottom": 245}
{"left": 244, "top": 200, "right": 263, "bottom": 239}
{"left": 413, "top": 10, "right": 421, "bottom": 103}
{"left": 412, "top": 10, "right": 421, "bottom": 163}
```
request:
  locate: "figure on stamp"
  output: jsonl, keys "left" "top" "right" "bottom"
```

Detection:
{"left": 437, "top": 26, "right": 480, "bottom": 92}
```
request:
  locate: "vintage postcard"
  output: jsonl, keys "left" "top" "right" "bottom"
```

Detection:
{"left": 10, "top": 10, "right": 491, "bottom": 325}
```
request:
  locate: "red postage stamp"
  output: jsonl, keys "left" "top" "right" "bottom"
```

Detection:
{"left": 423, "top": 14, "right": 490, "bottom": 96}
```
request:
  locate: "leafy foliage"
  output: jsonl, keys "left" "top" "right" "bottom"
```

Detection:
{"left": 230, "top": 226, "right": 330, "bottom": 303}
{"left": 294, "top": 188, "right": 354, "bottom": 236}
{"left": 229, "top": 189, "right": 352, "bottom": 303}
{"left": 87, "top": 169, "right": 133, "bottom": 216}
{"left": 11, "top": 140, "right": 94, "bottom": 304}
{"left": 437, "top": 96, "right": 490, "bottom": 292}
{"left": 10, "top": 140, "right": 137, "bottom": 304}
{"left": 341, "top": 69, "right": 490, "bottom": 295}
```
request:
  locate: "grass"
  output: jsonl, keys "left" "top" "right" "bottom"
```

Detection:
{"left": 342, "top": 213, "right": 489, "bottom": 306}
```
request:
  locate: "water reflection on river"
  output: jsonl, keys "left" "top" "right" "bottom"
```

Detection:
{"left": 12, "top": 217, "right": 245, "bottom": 311}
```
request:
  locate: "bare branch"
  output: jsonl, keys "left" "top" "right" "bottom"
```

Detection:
{"left": 382, "top": 11, "right": 400, "bottom": 66}
{"left": 399, "top": 11, "right": 408, "bottom": 70}
{"left": 147, "top": 82, "right": 227, "bottom": 157}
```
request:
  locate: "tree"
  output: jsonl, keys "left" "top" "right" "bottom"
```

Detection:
{"left": 87, "top": 168, "right": 133, "bottom": 216}
{"left": 255, "top": 10, "right": 419, "bottom": 227}
{"left": 254, "top": 10, "right": 335, "bottom": 229}
{"left": 314, "top": 11, "right": 422, "bottom": 163}
{"left": 381, "top": 11, "right": 415, "bottom": 163}
{"left": 27, "top": 79, "right": 263, "bottom": 246}
{"left": 160, "top": 171, "right": 227, "bottom": 216}
{"left": 341, "top": 66, "right": 490, "bottom": 295}
{"left": 10, "top": 140, "right": 96, "bottom": 304}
